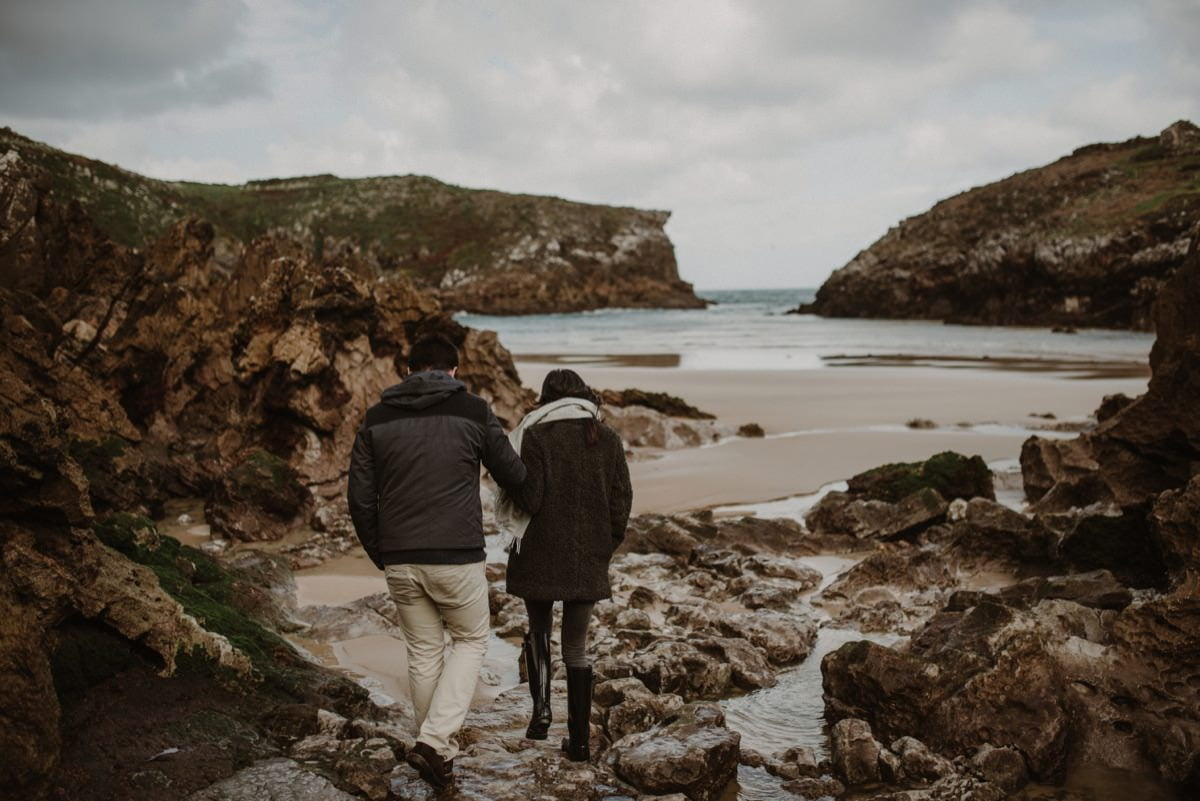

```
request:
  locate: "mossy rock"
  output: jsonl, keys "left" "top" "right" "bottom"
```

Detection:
{"left": 848, "top": 451, "right": 995, "bottom": 503}
{"left": 225, "top": 449, "right": 308, "bottom": 517}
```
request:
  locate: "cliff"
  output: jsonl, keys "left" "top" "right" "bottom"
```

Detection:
{"left": 803, "top": 121, "right": 1200, "bottom": 329}
{"left": 0, "top": 127, "right": 704, "bottom": 315}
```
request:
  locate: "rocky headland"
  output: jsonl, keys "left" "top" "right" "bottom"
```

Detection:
{"left": 800, "top": 121, "right": 1200, "bottom": 329}
{"left": 0, "top": 127, "right": 704, "bottom": 316}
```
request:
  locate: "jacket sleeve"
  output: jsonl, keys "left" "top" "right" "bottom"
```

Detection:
{"left": 482, "top": 407, "right": 527, "bottom": 492}
{"left": 608, "top": 433, "right": 633, "bottom": 549}
{"left": 347, "top": 425, "right": 383, "bottom": 570}
{"left": 513, "top": 433, "right": 545, "bottom": 516}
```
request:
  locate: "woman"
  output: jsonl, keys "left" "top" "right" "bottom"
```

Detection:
{"left": 501, "top": 369, "right": 633, "bottom": 762}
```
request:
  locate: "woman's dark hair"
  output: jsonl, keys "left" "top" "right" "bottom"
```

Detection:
{"left": 539, "top": 368, "right": 601, "bottom": 444}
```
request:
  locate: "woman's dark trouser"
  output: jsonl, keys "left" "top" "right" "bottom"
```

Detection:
{"left": 523, "top": 600, "right": 594, "bottom": 667}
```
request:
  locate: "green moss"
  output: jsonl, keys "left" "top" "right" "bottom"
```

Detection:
{"left": 848, "top": 451, "right": 994, "bottom": 503}
{"left": 69, "top": 436, "right": 129, "bottom": 483}
{"left": 230, "top": 449, "right": 296, "bottom": 495}
{"left": 94, "top": 513, "right": 287, "bottom": 672}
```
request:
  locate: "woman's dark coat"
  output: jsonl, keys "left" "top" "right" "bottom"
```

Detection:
{"left": 505, "top": 417, "right": 632, "bottom": 602}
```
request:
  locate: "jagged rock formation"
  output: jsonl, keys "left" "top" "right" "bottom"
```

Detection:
{"left": 0, "top": 127, "right": 704, "bottom": 315}
{"left": 1021, "top": 224, "right": 1200, "bottom": 525}
{"left": 0, "top": 136, "right": 537, "bottom": 798}
{"left": 802, "top": 121, "right": 1200, "bottom": 329}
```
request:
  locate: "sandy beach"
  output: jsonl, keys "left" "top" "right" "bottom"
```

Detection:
{"left": 517, "top": 361, "right": 1150, "bottom": 514}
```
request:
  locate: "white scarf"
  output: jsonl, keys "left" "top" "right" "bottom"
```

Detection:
{"left": 495, "top": 397, "right": 599, "bottom": 553}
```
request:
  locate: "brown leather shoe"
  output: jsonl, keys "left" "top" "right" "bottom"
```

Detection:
{"left": 406, "top": 741, "right": 454, "bottom": 789}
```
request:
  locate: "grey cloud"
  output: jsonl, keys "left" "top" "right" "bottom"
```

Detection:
{"left": 0, "top": 0, "right": 269, "bottom": 117}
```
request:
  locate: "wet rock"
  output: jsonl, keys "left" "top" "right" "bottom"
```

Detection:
{"left": 947, "top": 498, "right": 1056, "bottom": 566}
{"left": 1058, "top": 511, "right": 1167, "bottom": 589}
{"left": 205, "top": 449, "right": 311, "bottom": 541}
{"left": 830, "top": 717, "right": 883, "bottom": 785}
{"left": 737, "top": 583, "right": 800, "bottom": 610}
{"left": 1095, "top": 392, "right": 1135, "bottom": 423}
{"left": 737, "top": 422, "right": 765, "bottom": 438}
{"left": 608, "top": 702, "right": 740, "bottom": 801}
{"left": 187, "top": 757, "right": 359, "bottom": 801}
{"left": 780, "top": 775, "right": 846, "bottom": 798}
{"left": 1149, "top": 475, "right": 1200, "bottom": 588}
{"left": 971, "top": 744, "right": 1029, "bottom": 793}
{"left": 615, "top": 608, "right": 652, "bottom": 630}
{"left": 719, "top": 609, "right": 818, "bottom": 665}
{"left": 596, "top": 678, "right": 685, "bottom": 742}
{"left": 891, "top": 736, "right": 954, "bottom": 782}
{"left": 599, "top": 388, "right": 714, "bottom": 420}
{"left": 996, "top": 570, "right": 1132, "bottom": 611}
{"left": 694, "top": 637, "right": 776, "bottom": 690}
{"left": 629, "top": 640, "right": 733, "bottom": 700}
{"left": 621, "top": 515, "right": 701, "bottom": 561}
{"left": 1021, "top": 435, "right": 1106, "bottom": 506}
{"left": 602, "top": 404, "right": 730, "bottom": 449}
{"left": 294, "top": 592, "right": 402, "bottom": 641}
{"left": 847, "top": 452, "right": 994, "bottom": 503}
{"left": 807, "top": 488, "right": 950, "bottom": 541}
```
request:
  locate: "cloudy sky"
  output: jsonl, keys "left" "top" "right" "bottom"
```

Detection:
{"left": 2, "top": 1, "right": 1198, "bottom": 289}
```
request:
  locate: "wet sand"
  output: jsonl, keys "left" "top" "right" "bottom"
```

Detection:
{"left": 518, "top": 362, "right": 1149, "bottom": 514}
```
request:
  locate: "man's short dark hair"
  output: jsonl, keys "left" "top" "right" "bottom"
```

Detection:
{"left": 407, "top": 334, "right": 459, "bottom": 372}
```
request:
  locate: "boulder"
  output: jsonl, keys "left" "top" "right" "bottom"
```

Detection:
{"left": 1149, "top": 475, "right": 1200, "bottom": 589}
{"left": 718, "top": 610, "right": 818, "bottom": 665}
{"left": 602, "top": 404, "right": 729, "bottom": 449}
{"left": 608, "top": 703, "right": 740, "bottom": 801}
{"left": 970, "top": 744, "right": 1029, "bottom": 793}
{"left": 846, "top": 452, "right": 995, "bottom": 503}
{"left": 629, "top": 640, "right": 734, "bottom": 700}
{"left": 830, "top": 718, "right": 883, "bottom": 785}
{"left": 1057, "top": 511, "right": 1168, "bottom": 589}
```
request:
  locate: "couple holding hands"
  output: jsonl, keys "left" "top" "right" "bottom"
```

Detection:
{"left": 348, "top": 334, "right": 632, "bottom": 789}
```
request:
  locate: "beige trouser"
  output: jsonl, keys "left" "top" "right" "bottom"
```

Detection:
{"left": 384, "top": 561, "right": 489, "bottom": 761}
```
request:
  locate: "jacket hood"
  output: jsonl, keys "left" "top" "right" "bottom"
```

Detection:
{"left": 381, "top": 370, "right": 466, "bottom": 410}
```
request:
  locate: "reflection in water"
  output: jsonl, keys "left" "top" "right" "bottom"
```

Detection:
{"left": 721, "top": 627, "right": 899, "bottom": 759}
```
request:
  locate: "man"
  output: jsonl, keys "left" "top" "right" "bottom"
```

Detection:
{"left": 348, "top": 334, "right": 526, "bottom": 789}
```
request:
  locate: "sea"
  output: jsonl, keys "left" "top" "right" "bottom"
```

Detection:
{"left": 455, "top": 288, "right": 1155, "bottom": 370}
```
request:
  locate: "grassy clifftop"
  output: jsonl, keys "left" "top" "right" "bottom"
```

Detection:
{"left": 0, "top": 127, "right": 702, "bottom": 314}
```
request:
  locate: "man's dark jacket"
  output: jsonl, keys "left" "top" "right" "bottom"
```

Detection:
{"left": 348, "top": 370, "right": 526, "bottom": 567}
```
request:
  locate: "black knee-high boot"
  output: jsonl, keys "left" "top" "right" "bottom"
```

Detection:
{"left": 523, "top": 632, "right": 552, "bottom": 739}
{"left": 561, "top": 665, "right": 593, "bottom": 761}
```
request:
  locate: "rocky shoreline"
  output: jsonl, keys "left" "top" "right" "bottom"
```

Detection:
{"left": 2, "top": 122, "right": 1199, "bottom": 801}
{"left": 799, "top": 121, "right": 1200, "bottom": 330}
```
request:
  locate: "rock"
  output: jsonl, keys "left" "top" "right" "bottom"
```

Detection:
{"left": 830, "top": 718, "right": 883, "bottom": 785}
{"left": 602, "top": 404, "right": 730, "bottom": 449}
{"left": 737, "top": 422, "right": 766, "bottom": 437}
{"left": 891, "top": 736, "right": 954, "bottom": 782}
{"left": 694, "top": 637, "right": 776, "bottom": 691}
{"left": 971, "top": 744, "right": 1029, "bottom": 793}
{"left": 1022, "top": 225, "right": 1200, "bottom": 509}
{"left": 718, "top": 610, "right": 818, "bottom": 665}
{"left": 780, "top": 775, "right": 846, "bottom": 798}
{"left": 620, "top": 516, "right": 701, "bottom": 561}
{"left": 205, "top": 449, "right": 311, "bottom": 541}
{"left": 997, "top": 570, "right": 1133, "bottom": 611}
{"left": 1095, "top": 393, "right": 1135, "bottom": 423}
{"left": 599, "top": 678, "right": 685, "bottom": 741}
{"left": 847, "top": 452, "right": 995, "bottom": 503}
{"left": 946, "top": 498, "right": 1056, "bottom": 566}
{"left": 1149, "top": 475, "right": 1200, "bottom": 588}
{"left": 608, "top": 702, "right": 740, "bottom": 801}
{"left": 599, "top": 388, "right": 714, "bottom": 419}
{"left": 1058, "top": 511, "right": 1167, "bottom": 589}
{"left": 187, "top": 757, "right": 359, "bottom": 801}
{"left": 629, "top": 640, "right": 733, "bottom": 700}
{"left": 800, "top": 123, "right": 1200, "bottom": 329}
